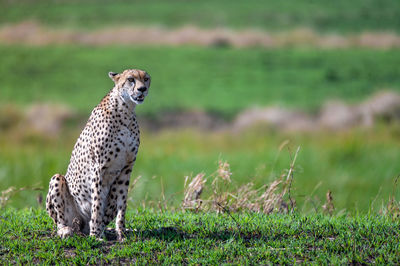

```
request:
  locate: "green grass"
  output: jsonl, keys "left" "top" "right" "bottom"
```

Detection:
{"left": 1, "top": 45, "right": 400, "bottom": 117}
{"left": 1, "top": 127, "right": 400, "bottom": 213}
{"left": 0, "top": 208, "right": 399, "bottom": 264}
{"left": 1, "top": 0, "right": 400, "bottom": 33}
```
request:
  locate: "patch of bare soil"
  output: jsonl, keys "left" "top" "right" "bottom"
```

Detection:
{"left": 233, "top": 91, "right": 400, "bottom": 132}
{"left": 1, "top": 21, "right": 400, "bottom": 49}
{"left": 0, "top": 103, "right": 78, "bottom": 138}
{"left": 24, "top": 103, "right": 76, "bottom": 136}
{"left": 140, "top": 110, "right": 228, "bottom": 131}
{"left": 143, "top": 90, "right": 400, "bottom": 132}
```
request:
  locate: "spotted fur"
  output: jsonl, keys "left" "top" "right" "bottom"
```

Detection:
{"left": 46, "top": 69, "right": 151, "bottom": 241}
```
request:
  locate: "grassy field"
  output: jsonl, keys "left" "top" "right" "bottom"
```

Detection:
{"left": 2, "top": 1, "right": 400, "bottom": 264}
{"left": 1, "top": 0, "right": 400, "bottom": 33}
{"left": 0, "top": 209, "right": 399, "bottom": 264}
{"left": 1, "top": 44, "right": 400, "bottom": 213}
{"left": 1, "top": 126, "right": 400, "bottom": 213}
{"left": 1, "top": 45, "right": 400, "bottom": 117}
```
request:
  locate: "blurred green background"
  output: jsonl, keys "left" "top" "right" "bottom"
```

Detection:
{"left": 1, "top": 0, "right": 400, "bottom": 32}
{"left": 1, "top": 0, "right": 400, "bottom": 213}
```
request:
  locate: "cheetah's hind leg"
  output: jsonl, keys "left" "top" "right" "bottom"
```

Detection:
{"left": 46, "top": 174, "right": 82, "bottom": 238}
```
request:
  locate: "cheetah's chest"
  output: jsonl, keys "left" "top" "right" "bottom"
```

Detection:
{"left": 104, "top": 125, "right": 139, "bottom": 180}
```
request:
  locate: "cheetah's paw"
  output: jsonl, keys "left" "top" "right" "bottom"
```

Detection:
{"left": 57, "top": 226, "right": 74, "bottom": 238}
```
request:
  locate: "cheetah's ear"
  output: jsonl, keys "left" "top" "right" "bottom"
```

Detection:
{"left": 108, "top": 72, "right": 120, "bottom": 83}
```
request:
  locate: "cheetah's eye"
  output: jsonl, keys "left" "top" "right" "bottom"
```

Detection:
{"left": 127, "top": 78, "right": 135, "bottom": 83}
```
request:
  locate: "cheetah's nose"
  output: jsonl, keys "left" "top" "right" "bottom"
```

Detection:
{"left": 137, "top": 86, "right": 147, "bottom": 92}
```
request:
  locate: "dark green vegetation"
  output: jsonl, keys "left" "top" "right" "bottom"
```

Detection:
{"left": 1, "top": 0, "right": 400, "bottom": 33}
{"left": 1, "top": 45, "right": 400, "bottom": 117}
{"left": 1, "top": 127, "right": 400, "bottom": 213}
{"left": 0, "top": 209, "right": 399, "bottom": 264}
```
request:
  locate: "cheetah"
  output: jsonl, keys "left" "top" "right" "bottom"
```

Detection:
{"left": 46, "top": 69, "right": 150, "bottom": 241}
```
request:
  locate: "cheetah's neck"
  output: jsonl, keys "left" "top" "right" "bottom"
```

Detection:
{"left": 97, "top": 87, "right": 138, "bottom": 125}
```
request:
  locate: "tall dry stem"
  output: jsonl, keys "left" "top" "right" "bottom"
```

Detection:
{"left": 385, "top": 175, "right": 400, "bottom": 218}
{"left": 211, "top": 160, "right": 232, "bottom": 213}
{"left": 322, "top": 190, "right": 335, "bottom": 215}
{"left": 182, "top": 173, "right": 206, "bottom": 211}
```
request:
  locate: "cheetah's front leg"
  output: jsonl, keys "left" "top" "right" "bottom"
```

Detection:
{"left": 114, "top": 175, "right": 131, "bottom": 241}
{"left": 89, "top": 167, "right": 108, "bottom": 239}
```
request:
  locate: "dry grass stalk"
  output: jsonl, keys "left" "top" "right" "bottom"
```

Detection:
{"left": 282, "top": 146, "right": 300, "bottom": 209}
{"left": 182, "top": 173, "right": 206, "bottom": 211}
{"left": 217, "top": 160, "right": 232, "bottom": 182}
{"left": 0, "top": 187, "right": 16, "bottom": 208}
{"left": 209, "top": 175, "right": 292, "bottom": 214}
{"left": 385, "top": 176, "right": 400, "bottom": 218}
{"left": 257, "top": 147, "right": 300, "bottom": 214}
{"left": 181, "top": 148, "right": 301, "bottom": 214}
{"left": 210, "top": 161, "right": 233, "bottom": 213}
{"left": 233, "top": 182, "right": 261, "bottom": 212}
{"left": 0, "top": 185, "right": 43, "bottom": 208}
{"left": 212, "top": 148, "right": 299, "bottom": 214}
{"left": 128, "top": 175, "right": 142, "bottom": 193}
{"left": 386, "top": 196, "right": 400, "bottom": 218}
{"left": 259, "top": 179, "right": 284, "bottom": 214}
{"left": 322, "top": 190, "right": 335, "bottom": 215}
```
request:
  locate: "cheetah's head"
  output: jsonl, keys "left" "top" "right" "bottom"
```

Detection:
{"left": 108, "top": 69, "right": 151, "bottom": 105}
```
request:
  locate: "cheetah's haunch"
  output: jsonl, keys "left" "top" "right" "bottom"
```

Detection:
{"left": 46, "top": 69, "right": 151, "bottom": 241}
